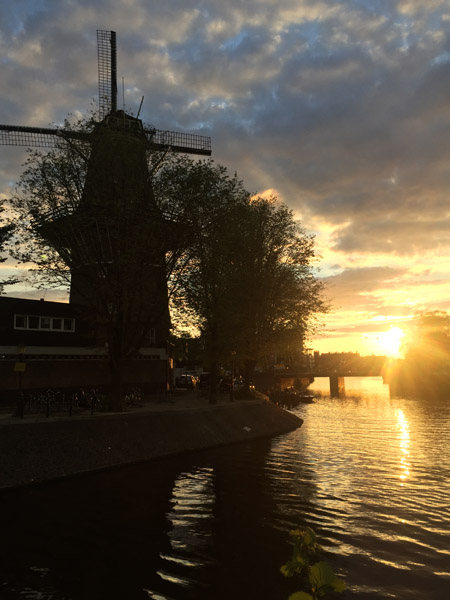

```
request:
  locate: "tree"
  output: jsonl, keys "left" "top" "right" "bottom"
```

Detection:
{"left": 153, "top": 157, "right": 251, "bottom": 401}
{"left": 154, "top": 157, "right": 327, "bottom": 399}
{"left": 224, "top": 196, "right": 326, "bottom": 388}
{"left": 403, "top": 311, "right": 450, "bottom": 373}
{"left": 0, "top": 207, "right": 18, "bottom": 294}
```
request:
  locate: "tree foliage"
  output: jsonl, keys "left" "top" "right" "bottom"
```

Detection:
{"left": 222, "top": 195, "right": 325, "bottom": 383}
{"left": 403, "top": 310, "right": 450, "bottom": 373}
{"left": 7, "top": 115, "right": 94, "bottom": 291}
{"left": 0, "top": 206, "right": 18, "bottom": 294}
{"left": 154, "top": 157, "right": 327, "bottom": 397}
{"left": 153, "top": 157, "right": 251, "bottom": 397}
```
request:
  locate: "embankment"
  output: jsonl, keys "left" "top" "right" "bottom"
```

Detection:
{"left": 0, "top": 399, "right": 302, "bottom": 490}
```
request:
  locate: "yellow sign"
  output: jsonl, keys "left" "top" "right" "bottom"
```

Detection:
{"left": 14, "top": 362, "right": 26, "bottom": 372}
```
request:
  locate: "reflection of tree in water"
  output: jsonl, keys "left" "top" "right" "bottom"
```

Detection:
{"left": 147, "top": 466, "right": 217, "bottom": 599}
{"left": 148, "top": 438, "right": 306, "bottom": 600}
{"left": 207, "top": 438, "right": 308, "bottom": 600}
{"left": 0, "top": 459, "right": 185, "bottom": 599}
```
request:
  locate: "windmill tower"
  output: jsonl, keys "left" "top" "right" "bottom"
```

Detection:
{"left": 1, "top": 30, "right": 211, "bottom": 357}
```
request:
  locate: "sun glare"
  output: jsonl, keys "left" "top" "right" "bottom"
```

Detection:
{"left": 377, "top": 326, "right": 405, "bottom": 357}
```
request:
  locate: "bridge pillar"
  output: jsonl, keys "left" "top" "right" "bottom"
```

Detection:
{"left": 329, "top": 375, "right": 345, "bottom": 398}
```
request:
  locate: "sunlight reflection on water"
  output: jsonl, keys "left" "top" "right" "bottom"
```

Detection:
{"left": 270, "top": 376, "right": 450, "bottom": 597}
{"left": 396, "top": 409, "right": 410, "bottom": 483}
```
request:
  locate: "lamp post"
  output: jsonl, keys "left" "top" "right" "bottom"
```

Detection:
{"left": 230, "top": 350, "right": 236, "bottom": 402}
{"left": 14, "top": 345, "right": 26, "bottom": 418}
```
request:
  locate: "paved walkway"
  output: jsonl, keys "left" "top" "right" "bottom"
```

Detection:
{"left": 0, "top": 389, "right": 264, "bottom": 424}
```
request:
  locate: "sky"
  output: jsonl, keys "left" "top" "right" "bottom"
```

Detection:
{"left": 1, "top": 0, "right": 450, "bottom": 357}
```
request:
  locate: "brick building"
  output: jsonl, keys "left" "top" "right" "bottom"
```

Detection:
{"left": 0, "top": 296, "right": 170, "bottom": 400}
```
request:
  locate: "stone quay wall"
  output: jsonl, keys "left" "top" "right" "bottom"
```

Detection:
{"left": 0, "top": 400, "right": 302, "bottom": 490}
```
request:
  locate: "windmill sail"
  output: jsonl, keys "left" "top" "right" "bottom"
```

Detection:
{"left": 0, "top": 124, "right": 88, "bottom": 148}
{"left": 97, "top": 29, "right": 117, "bottom": 118}
{"left": 144, "top": 128, "right": 211, "bottom": 155}
{"left": 0, "top": 122, "right": 211, "bottom": 155}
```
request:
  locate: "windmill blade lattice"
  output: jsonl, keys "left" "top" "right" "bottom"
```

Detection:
{"left": 97, "top": 29, "right": 117, "bottom": 119}
{"left": 0, "top": 123, "right": 211, "bottom": 155}
{"left": 0, "top": 124, "right": 88, "bottom": 148}
{"left": 144, "top": 128, "right": 211, "bottom": 156}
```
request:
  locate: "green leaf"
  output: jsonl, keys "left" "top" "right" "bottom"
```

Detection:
{"left": 281, "top": 564, "right": 293, "bottom": 578}
{"left": 332, "top": 578, "right": 346, "bottom": 593}
{"left": 303, "top": 527, "right": 317, "bottom": 547}
{"left": 293, "top": 551, "right": 307, "bottom": 567}
{"left": 281, "top": 557, "right": 306, "bottom": 578}
{"left": 288, "top": 592, "right": 314, "bottom": 600}
{"left": 309, "top": 561, "right": 346, "bottom": 593}
{"left": 290, "top": 529, "right": 303, "bottom": 538}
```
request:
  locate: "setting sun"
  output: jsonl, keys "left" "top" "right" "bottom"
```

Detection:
{"left": 377, "top": 327, "right": 405, "bottom": 358}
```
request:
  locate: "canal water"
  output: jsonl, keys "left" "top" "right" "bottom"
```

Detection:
{"left": 1, "top": 377, "right": 449, "bottom": 599}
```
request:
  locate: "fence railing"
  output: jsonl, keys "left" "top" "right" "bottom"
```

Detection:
{"left": 15, "top": 386, "right": 145, "bottom": 418}
{"left": 1, "top": 387, "right": 192, "bottom": 419}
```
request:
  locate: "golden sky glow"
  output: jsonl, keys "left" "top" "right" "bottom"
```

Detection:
{"left": 308, "top": 217, "right": 450, "bottom": 355}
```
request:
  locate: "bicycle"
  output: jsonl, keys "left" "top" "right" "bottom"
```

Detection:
{"left": 124, "top": 387, "right": 143, "bottom": 407}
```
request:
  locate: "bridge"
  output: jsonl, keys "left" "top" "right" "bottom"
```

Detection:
{"left": 274, "top": 371, "right": 384, "bottom": 397}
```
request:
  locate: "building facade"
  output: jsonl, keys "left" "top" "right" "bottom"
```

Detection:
{"left": 0, "top": 296, "right": 170, "bottom": 400}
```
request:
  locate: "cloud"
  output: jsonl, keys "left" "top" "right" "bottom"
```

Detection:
{"left": 321, "top": 265, "right": 408, "bottom": 309}
{"left": 332, "top": 216, "right": 450, "bottom": 255}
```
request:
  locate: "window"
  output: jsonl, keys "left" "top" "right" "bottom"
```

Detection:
{"left": 14, "top": 314, "right": 75, "bottom": 332}
{"left": 149, "top": 328, "right": 156, "bottom": 345}
{"left": 40, "top": 317, "right": 51, "bottom": 329}
{"left": 63, "top": 318, "right": 75, "bottom": 332}
{"left": 52, "top": 318, "right": 62, "bottom": 330}
{"left": 28, "top": 316, "right": 39, "bottom": 329}
{"left": 15, "top": 315, "right": 26, "bottom": 329}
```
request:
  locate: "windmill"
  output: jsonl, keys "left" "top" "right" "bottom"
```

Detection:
{"left": 0, "top": 31, "right": 211, "bottom": 389}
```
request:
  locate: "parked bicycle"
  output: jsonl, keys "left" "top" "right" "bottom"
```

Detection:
{"left": 24, "top": 388, "right": 58, "bottom": 417}
{"left": 124, "top": 387, "right": 143, "bottom": 407}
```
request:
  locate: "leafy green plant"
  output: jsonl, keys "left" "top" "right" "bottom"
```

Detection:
{"left": 281, "top": 527, "right": 346, "bottom": 600}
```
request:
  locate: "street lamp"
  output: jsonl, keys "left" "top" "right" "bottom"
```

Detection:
{"left": 14, "top": 345, "right": 26, "bottom": 418}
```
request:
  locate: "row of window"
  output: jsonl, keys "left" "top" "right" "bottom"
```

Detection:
{"left": 14, "top": 314, "right": 76, "bottom": 332}
{"left": 1, "top": 354, "right": 162, "bottom": 360}
{"left": 13, "top": 316, "right": 158, "bottom": 342}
